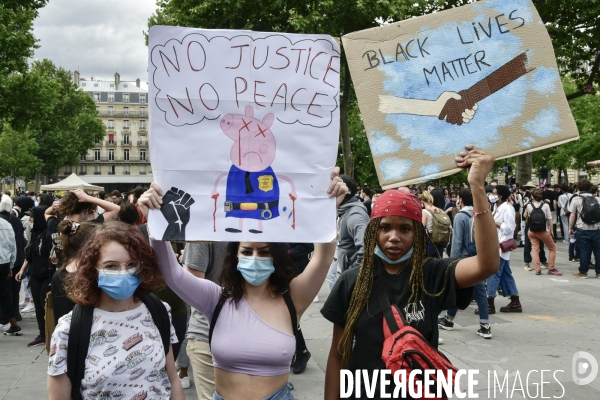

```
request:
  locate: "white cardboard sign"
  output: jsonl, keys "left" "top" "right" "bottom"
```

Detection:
{"left": 147, "top": 26, "right": 340, "bottom": 242}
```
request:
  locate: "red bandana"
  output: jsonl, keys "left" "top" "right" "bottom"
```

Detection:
{"left": 371, "top": 190, "right": 422, "bottom": 223}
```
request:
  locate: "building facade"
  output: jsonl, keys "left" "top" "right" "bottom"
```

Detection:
{"left": 57, "top": 71, "right": 153, "bottom": 192}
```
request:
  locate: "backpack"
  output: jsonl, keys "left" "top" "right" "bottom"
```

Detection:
{"left": 375, "top": 269, "right": 458, "bottom": 399}
{"left": 458, "top": 211, "right": 476, "bottom": 257}
{"left": 563, "top": 194, "right": 576, "bottom": 217}
{"left": 427, "top": 209, "right": 451, "bottom": 246}
{"left": 528, "top": 202, "right": 547, "bottom": 232}
{"left": 66, "top": 294, "right": 170, "bottom": 400}
{"left": 580, "top": 195, "right": 600, "bottom": 224}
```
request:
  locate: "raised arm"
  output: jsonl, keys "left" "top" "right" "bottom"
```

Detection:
{"left": 71, "top": 189, "right": 121, "bottom": 221}
{"left": 150, "top": 239, "right": 221, "bottom": 320}
{"left": 289, "top": 168, "right": 347, "bottom": 316}
{"left": 453, "top": 146, "right": 499, "bottom": 288}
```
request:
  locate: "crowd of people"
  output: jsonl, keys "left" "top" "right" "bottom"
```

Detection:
{"left": 1, "top": 149, "right": 600, "bottom": 399}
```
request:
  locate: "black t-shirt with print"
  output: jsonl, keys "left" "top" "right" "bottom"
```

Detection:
{"left": 542, "top": 190, "right": 557, "bottom": 212}
{"left": 321, "top": 257, "right": 473, "bottom": 399}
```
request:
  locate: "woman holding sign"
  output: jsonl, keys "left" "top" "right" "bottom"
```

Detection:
{"left": 321, "top": 146, "right": 500, "bottom": 399}
{"left": 138, "top": 168, "right": 347, "bottom": 400}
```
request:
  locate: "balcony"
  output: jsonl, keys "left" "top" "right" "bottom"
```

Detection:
{"left": 94, "top": 171, "right": 101, "bottom": 175}
{"left": 105, "top": 140, "right": 116, "bottom": 146}
{"left": 98, "top": 111, "right": 146, "bottom": 117}
{"left": 123, "top": 171, "right": 131, "bottom": 175}
{"left": 121, "top": 141, "right": 132, "bottom": 146}
{"left": 108, "top": 171, "right": 115, "bottom": 175}
{"left": 78, "top": 172, "right": 86, "bottom": 176}
{"left": 140, "top": 171, "right": 146, "bottom": 175}
{"left": 79, "top": 157, "right": 149, "bottom": 163}
{"left": 137, "top": 140, "right": 148, "bottom": 146}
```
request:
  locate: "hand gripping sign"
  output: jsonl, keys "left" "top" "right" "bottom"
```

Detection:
{"left": 343, "top": 0, "right": 579, "bottom": 188}
{"left": 147, "top": 26, "right": 340, "bottom": 242}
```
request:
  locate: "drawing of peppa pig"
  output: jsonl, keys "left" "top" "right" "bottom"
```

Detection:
{"left": 211, "top": 105, "right": 296, "bottom": 234}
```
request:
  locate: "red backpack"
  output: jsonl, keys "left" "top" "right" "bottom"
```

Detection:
{"left": 376, "top": 275, "right": 458, "bottom": 399}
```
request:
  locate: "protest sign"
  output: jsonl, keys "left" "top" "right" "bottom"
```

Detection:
{"left": 147, "top": 26, "right": 340, "bottom": 242}
{"left": 342, "top": 0, "right": 579, "bottom": 188}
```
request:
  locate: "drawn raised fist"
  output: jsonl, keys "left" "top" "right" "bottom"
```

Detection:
{"left": 160, "top": 187, "right": 195, "bottom": 241}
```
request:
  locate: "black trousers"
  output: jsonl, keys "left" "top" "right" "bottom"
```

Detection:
{"left": 30, "top": 274, "right": 51, "bottom": 337}
{"left": 0, "top": 267, "right": 21, "bottom": 322}
{"left": 0, "top": 263, "right": 15, "bottom": 320}
{"left": 171, "top": 314, "right": 188, "bottom": 361}
{"left": 524, "top": 225, "right": 547, "bottom": 264}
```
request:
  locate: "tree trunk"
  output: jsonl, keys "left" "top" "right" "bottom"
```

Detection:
{"left": 35, "top": 170, "right": 41, "bottom": 193}
{"left": 516, "top": 153, "right": 532, "bottom": 186}
{"left": 340, "top": 62, "right": 354, "bottom": 178}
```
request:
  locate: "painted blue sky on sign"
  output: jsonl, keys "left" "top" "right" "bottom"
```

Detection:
{"left": 373, "top": 0, "right": 563, "bottom": 182}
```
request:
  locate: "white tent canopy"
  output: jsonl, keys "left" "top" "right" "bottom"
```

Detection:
{"left": 40, "top": 173, "right": 104, "bottom": 192}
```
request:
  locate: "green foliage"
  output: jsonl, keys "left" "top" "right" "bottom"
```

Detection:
{"left": 0, "top": 0, "right": 47, "bottom": 78}
{"left": 1, "top": 60, "right": 106, "bottom": 177}
{"left": 0, "top": 122, "right": 42, "bottom": 180}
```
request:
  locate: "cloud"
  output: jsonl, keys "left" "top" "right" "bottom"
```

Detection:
{"left": 32, "top": 0, "right": 157, "bottom": 83}
{"left": 523, "top": 105, "right": 562, "bottom": 137}
{"left": 379, "top": 159, "right": 413, "bottom": 181}
{"left": 369, "top": 130, "right": 402, "bottom": 156}
{"left": 420, "top": 163, "right": 442, "bottom": 177}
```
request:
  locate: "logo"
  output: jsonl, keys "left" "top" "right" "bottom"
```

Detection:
{"left": 572, "top": 351, "right": 598, "bottom": 385}
{"left": 258, "top": 175, "right": 274, "bottom": 192}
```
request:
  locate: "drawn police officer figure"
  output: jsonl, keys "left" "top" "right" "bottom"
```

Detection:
{"left": 212, "top": 105, "right": 297, "bottom": 234}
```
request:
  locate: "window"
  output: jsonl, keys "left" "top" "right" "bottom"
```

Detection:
{"left": 124, "top": 134, "right": 130, "bottom": 145}
{"left": 123, "top": 165, "right": 130, "bottom": 175}
{"left": 139, "top": 120, "right": 146, "bottom": 129}
{"left": 108, "top": 165, "right": 115, "bottom": 175}
{"left": 140, "top": 165, "right": 146, "bottom": 175}
{"left": 124, "top": 149, "right": 130, "bottom": 161}
{"left": 94, "top": 165, "right": 101, "bottom": 174}
{"left": 108, "top": 93, "right": 114, "bottom": 103}
{"left": 139, "top": 107, "right": 145, "bottom": 116}
{"left": 107, "top": 120, "right": 114, "bottom": 129}
{"left": 123, "top": 120, "right": 130, "bottom": 129}
{"left": 94, "top": 83, "right": 98, "bottom": 87}
{"left": 108, "top": 106, "right": 114, "bottom": 115}
{"left": 108, "top": 149, "right": 115, "bottom": 161}
{"left": 124, "top": 84, "right": 128, "bottom": 88}
{"left": 82, "top": 83, "right": 86, "bottom": 87}
{"left": 94, "top": 149, "right": 101, "bottom": 161}
{"left": 110, "top": 84, "right": 114, "bottom": 88}
{"left": 79, "top": 165, "right": 86, "bottom": 175}
{"left": 108, "top": 134, "right": 115, "bottom": 144}
{"left": 93, "top": 93, "right": 100, "bottom": 102}
{"left": 123, "top": 93, "right": 130, "bottom": 103}
{"left": 123, "top": 107, "right": 129, "bottom": 116}
{"left": 140, "top": 149, "right": 146, "bottom": 161}
{"left": 138, "top": 135, "right": 146, "bottom": 145}
{"left": 140, "top": 94, "right": 146, "bottom": 103}
{"left": 64, "top": 165, "right": 72, "bottom": 174}
{"left": 80, "top": 154, "right": 86, "bottom": 161}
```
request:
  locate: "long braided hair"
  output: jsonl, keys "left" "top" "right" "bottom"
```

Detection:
{"left": 338, "top": 217, "right": 449, "bottom": 368}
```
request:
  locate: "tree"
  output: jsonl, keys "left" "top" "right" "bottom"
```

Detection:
{"left": 0, "top": 0, "right": 47, "bottom": 79}
{"left": 1, "top": 60, "right": 106, "bottom": 190}
{"left": 0, "top": 122, "right": 42, "bottom": 191}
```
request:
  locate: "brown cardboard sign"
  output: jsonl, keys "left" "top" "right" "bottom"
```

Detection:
{"left": 342, "top": 0, "right": 578, "bottom": 188}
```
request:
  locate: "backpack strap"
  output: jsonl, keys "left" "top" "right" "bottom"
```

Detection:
{"left": 208, "top": 289, "right": 228, "bottom": 350}
{"left": 67, "top": 304, "right": 94, "bottom": 400}
{"left": 373, "top": 273, "right": 403, "bottom": 334}
{"left": 281, "top": 289, "right": 298, "bottom": 333}
{"left": 142, "top": 294, "right": 170, "bottom": 355}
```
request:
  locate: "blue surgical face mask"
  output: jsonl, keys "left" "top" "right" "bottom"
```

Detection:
{"left": 237, "top": 255, "right": 275, "bottom": 286}
{"left": 98, "top": 273, "right": 141, "bottom": 300}
{"left": 374, "top": 244, "right": 413, "bottom": 265}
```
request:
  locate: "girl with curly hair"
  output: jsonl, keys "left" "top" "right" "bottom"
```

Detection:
{"left": 138, "top": 169, "right": 347, "bottom": 400}
{"left": 321, "top": 146, "right": 501, "bottom": 399}
{"left": 47, "top": 222, "right": 184, "bottom": 400}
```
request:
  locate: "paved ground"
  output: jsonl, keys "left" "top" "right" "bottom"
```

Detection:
{"left": 3, "top": 241, "right": 600, "bottom": 399}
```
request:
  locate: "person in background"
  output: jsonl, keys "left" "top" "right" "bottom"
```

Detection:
{"left": 109, "top": 190, "right": 122, "bottom": 205}
{"left": 541, "top": 184, "right": 559, "bottom": 240}
{"left": 362, "top": 187, "right": 373, "bottom": 216}
{"left": 128, "top": 186, "right": 147, "bottom": 226}
{"left": 0, "top": 217, "right": 21, "bottom": 336}
{"left": 569, "top": 179, "right": 600, "bottom": 279}
{"left": 419, "top": 191, "right": 447, "bottom": 258}
{"left": 0, "top": 195, "right": 25, "bottom": 325}
{"left": 523, "top": 188, "right": 563, "bottom": 276}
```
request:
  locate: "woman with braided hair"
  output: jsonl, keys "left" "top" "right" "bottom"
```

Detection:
{"left": 321, "top": 146, "right": 501, "bottom": 399}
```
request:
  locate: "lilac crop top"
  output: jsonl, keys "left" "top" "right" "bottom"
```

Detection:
{"left": 151, "top": 240, "right": 295, "bottom": 376}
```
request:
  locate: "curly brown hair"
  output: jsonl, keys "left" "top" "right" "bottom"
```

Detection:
{"left": 219, "top": 242, "right": 295, "bottom": 305}
{"left": 59, "top": 191, "right": 96, "bottom": 217}
{"left": 57, "top": 220, "right": 99, "bottom": 266}
{"left": 65, "top": 221, "right": 165, "bottom": 307}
